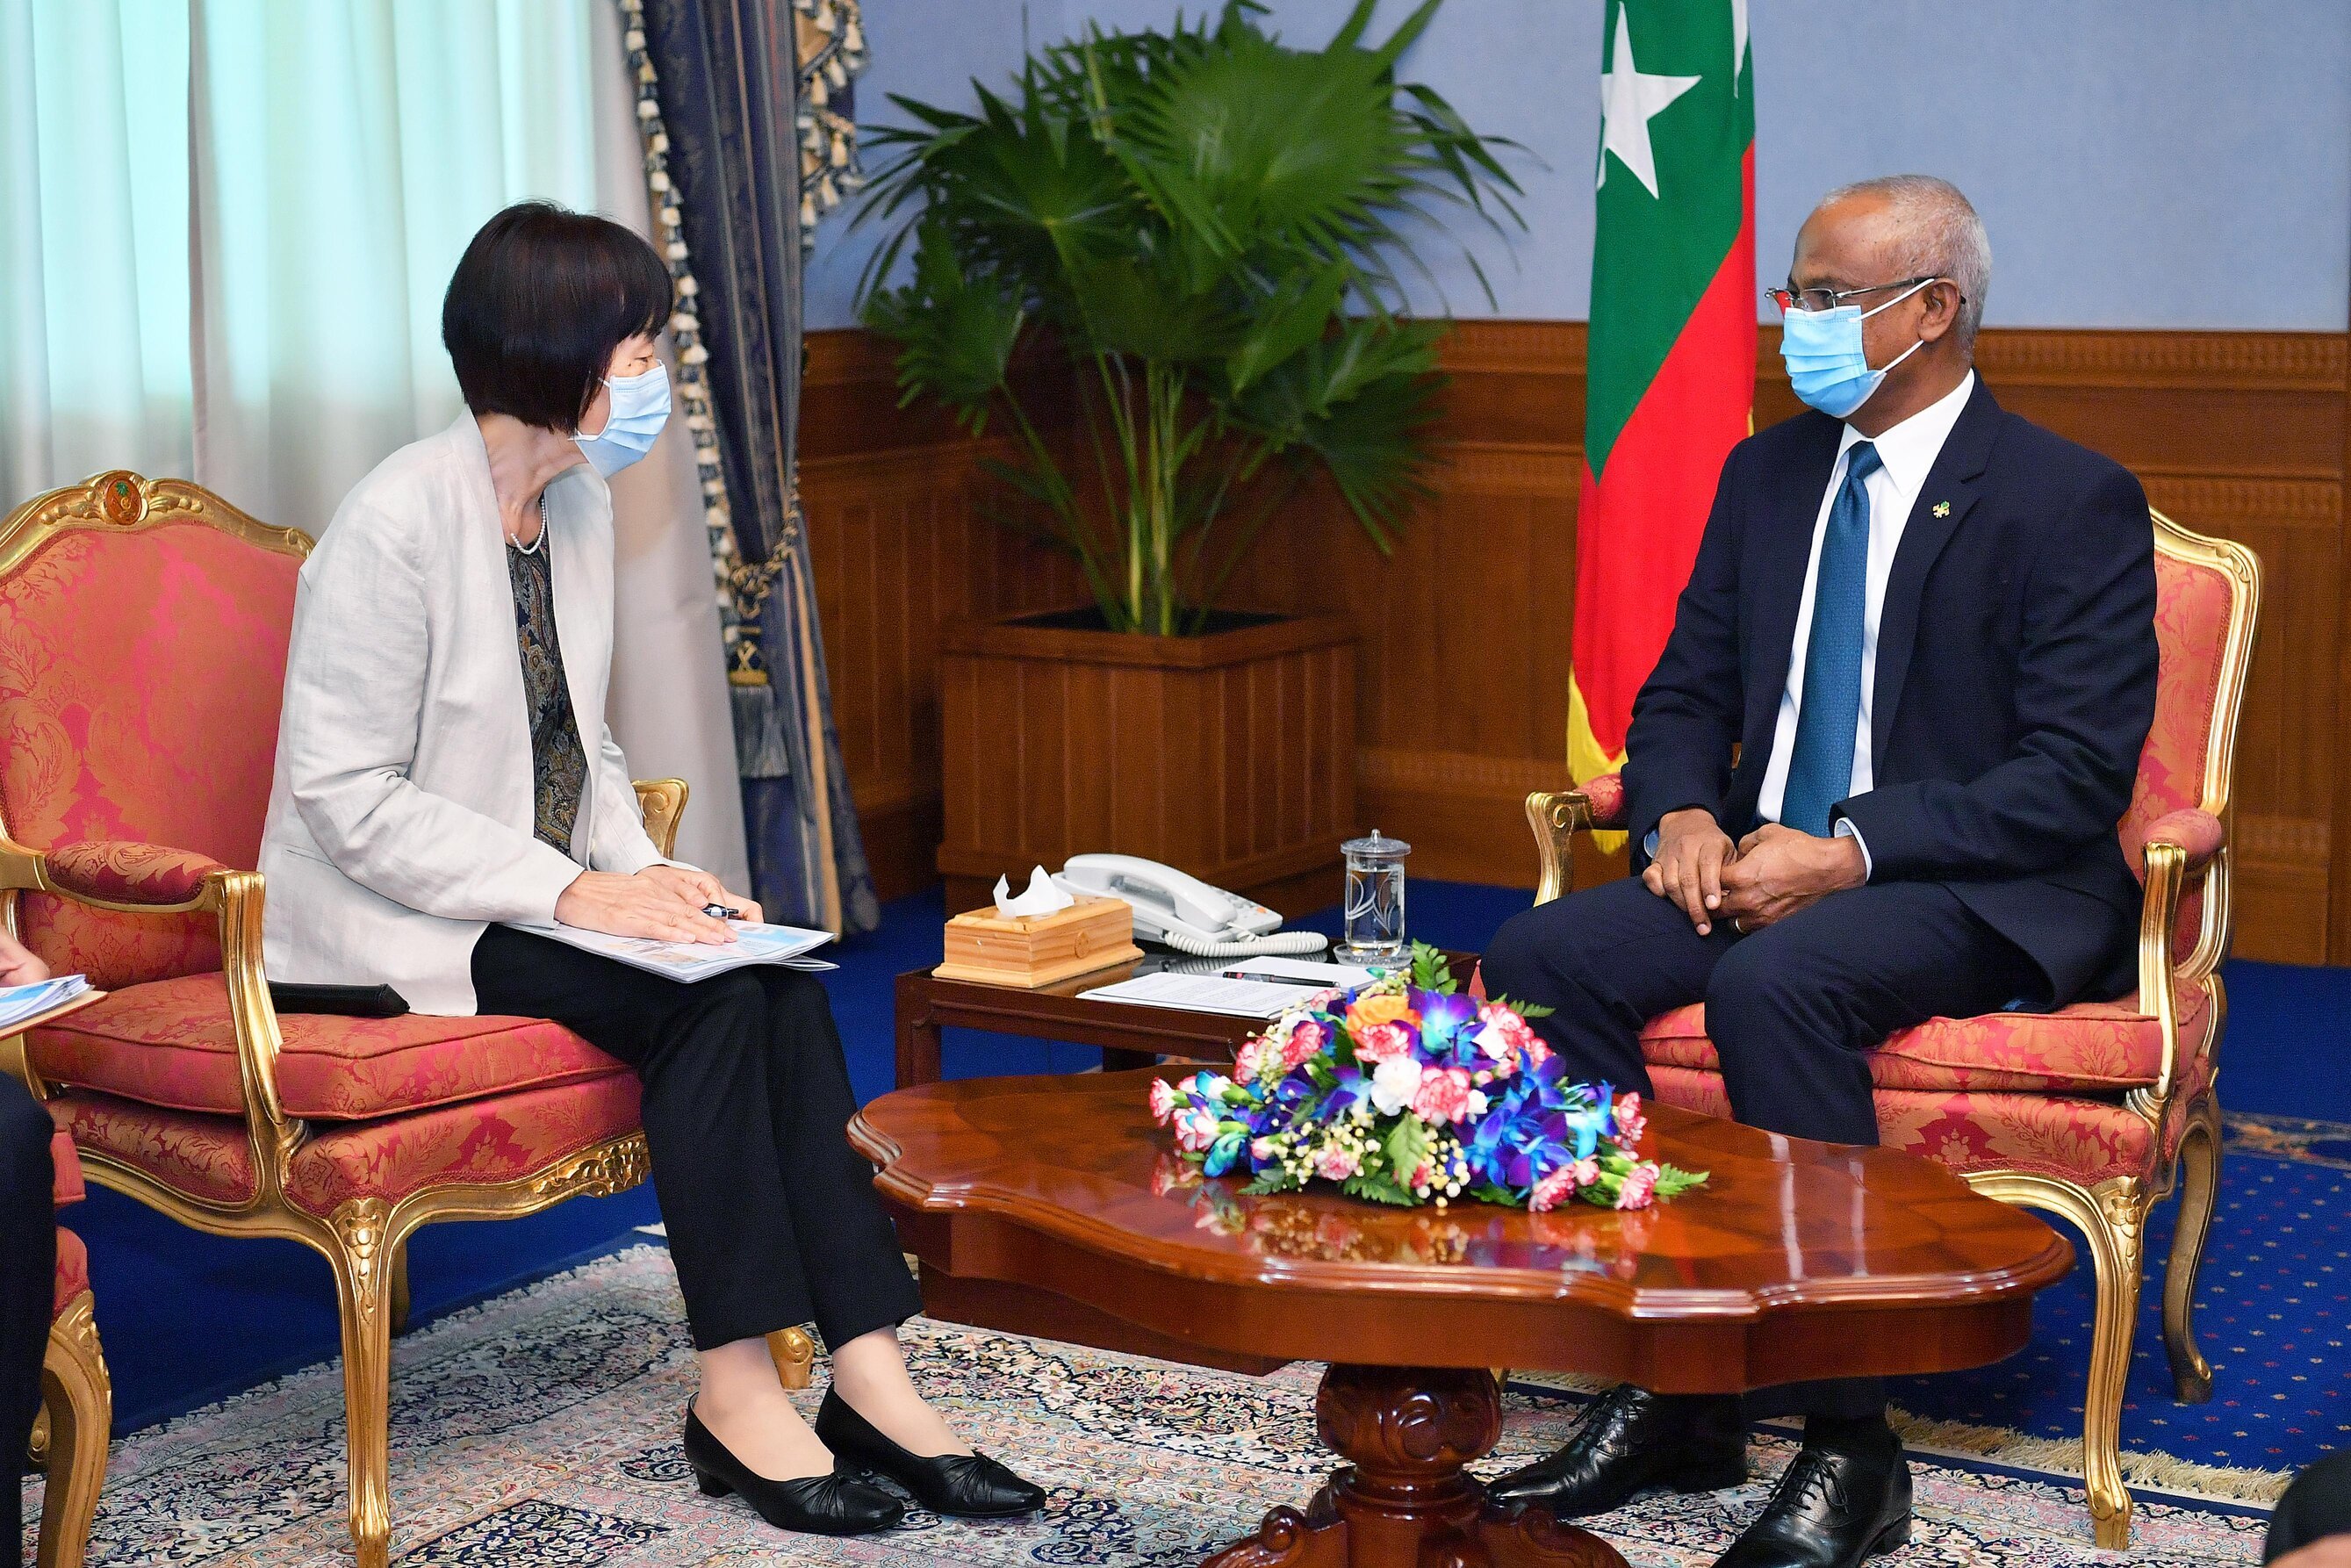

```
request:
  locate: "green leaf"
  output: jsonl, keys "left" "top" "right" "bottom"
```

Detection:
{"left": 1407, "top": 940, "right": 1455, "bottom": 994}
{"left": 1653, "top": 1165, "right": 1710, "bottom": 1197}
{"left": 1468, "top": 1182, "right": 1517, "bottom": 1206}
{"left": 1384, "top": 1115, "right": 1432, "bottom": 1181}
{"left": 1341, "top": 1170, "right": 1417, "bottom": 1207}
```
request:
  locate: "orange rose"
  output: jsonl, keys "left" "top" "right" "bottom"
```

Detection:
{"left": 1345, "top": 992, "right": 1421, "bottom": 1036}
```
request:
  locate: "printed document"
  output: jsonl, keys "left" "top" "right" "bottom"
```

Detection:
{"left": 0, "top": 974, "right": 95, "bottom": 1032}
{"left": 505, "top": 920, "right": 835, "bottom": 982}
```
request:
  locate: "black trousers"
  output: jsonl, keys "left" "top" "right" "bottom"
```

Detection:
{"left": 1481, "top": 874, "right": 2056, "bottom": 1421}
{"left": 2268, "top": 1449, "right": 2351, "bottom": 1560}
{"left": 3, "top": 1075, "right": 55, "bottom": 1568}
{"left": 473, "top": 926, "right": 922, "bottom": 1353}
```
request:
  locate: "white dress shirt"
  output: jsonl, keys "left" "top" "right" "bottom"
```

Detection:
{"left": 1755, "top": 370, "right": 1976, "bottom": 873}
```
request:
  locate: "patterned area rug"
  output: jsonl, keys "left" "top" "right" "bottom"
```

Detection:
{"left": 22, "top": 1246, "right": 2268, "bottom": 1566}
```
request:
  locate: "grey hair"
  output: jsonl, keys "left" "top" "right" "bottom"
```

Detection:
{"left": 1816, "top": 175, "right": 1992, "bottom": 349}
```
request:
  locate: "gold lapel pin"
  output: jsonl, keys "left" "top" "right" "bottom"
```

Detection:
{"left": 1932, "top": 500, "right": 1952, "bottom": 517}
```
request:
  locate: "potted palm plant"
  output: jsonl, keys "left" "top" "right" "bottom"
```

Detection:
{"left": 856, "top": 0, "right": 1520, "bottom": 910}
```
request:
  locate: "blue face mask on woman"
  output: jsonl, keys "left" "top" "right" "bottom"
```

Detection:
{"left": 1777, "top": 277, "right": 1936, "bottom": 420}
{"left": 573, "top": 363, "right": 672, "bottom": 476}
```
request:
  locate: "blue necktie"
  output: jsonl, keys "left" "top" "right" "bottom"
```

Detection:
{"left": 1779, "top": 442, "right": 1881, "bottom": 836}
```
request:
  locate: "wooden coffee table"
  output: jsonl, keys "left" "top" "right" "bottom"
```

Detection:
{"left": 850, "top": 1069, "right": 2074, "bottom": 1568}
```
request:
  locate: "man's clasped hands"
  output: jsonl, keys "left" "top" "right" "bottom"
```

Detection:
{"left": 1642, "top": 809, "right": 1870, "bottom": 938}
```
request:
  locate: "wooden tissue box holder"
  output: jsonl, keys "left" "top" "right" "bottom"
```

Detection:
{"left": 934, "top": 895, "right": 1144, "bottom": 989}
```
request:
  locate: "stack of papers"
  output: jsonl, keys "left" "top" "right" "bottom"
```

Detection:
{"left": 507, "top": 921, "right": 836, "bottom": 982}
{"left": 0, "top": 974, "right": 93, "bottom": 1031}
{"left": 1079, "top": 957, "right": 1376, "bottom": 1019}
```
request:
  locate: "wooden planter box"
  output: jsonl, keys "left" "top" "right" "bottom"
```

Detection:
{"left": 938, "top": 609, "right": 1357, "bottom": 917}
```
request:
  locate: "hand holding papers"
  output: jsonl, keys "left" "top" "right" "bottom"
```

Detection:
{"left": 507, "top": 919, "right": 836, "bottom": 982}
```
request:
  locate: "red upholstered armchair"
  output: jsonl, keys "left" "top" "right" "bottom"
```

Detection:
{"left": 1523, "top": 509, "right": 2258, "bottom": 1550}
{"left": 31, "top": 1122, "right": 109, "bottom": 1568}
{"left": 0, "top": 472, "right": 811, "bottom": 1568}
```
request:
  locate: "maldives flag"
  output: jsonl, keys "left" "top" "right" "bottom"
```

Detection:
{"left": 1569, "top": 1, "right": 1756, "bottom": 822}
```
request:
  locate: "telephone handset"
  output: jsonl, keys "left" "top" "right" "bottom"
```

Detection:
{"left": 1054, "top": 853, "right": 1328, "bottom": 958}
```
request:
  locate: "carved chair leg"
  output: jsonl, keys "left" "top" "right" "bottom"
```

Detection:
{"left": 1970, "top": 1172, "right": 2145, "bottom": 1550}
{"left": 2161, "top": 1093, "right": 2222, "bottom": 1404}
{"left": 36, "top": 1292, "right": 110, "bottom": 1568}
{"left": 387, "top": 1239, "right": 413, "bottom": 1337}
{"left": 327, "top": 1200, "right": 399, "bottom": 1568}
{"left": 766, "top": 1327, "right": 816, "bottom": 1391}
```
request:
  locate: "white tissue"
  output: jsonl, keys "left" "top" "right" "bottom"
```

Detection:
{"left": 993, "top": 865, "right": 1076, "bottom": 918}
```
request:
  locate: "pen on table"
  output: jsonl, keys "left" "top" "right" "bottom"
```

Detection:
{"left": 702, "top": 903, "right": 742, "bottom": 920}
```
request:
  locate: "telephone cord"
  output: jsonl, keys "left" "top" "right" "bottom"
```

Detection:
{"left": 1154, "top": 927, "right": 1331, "bottom": 959}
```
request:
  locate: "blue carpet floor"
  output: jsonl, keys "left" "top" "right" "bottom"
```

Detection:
{"left": 66, "top": 879, "right": 2351, "bottom": 1487}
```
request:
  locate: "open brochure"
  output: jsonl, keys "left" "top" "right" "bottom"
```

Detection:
{"left": 0, "top": 974, "right": 98, "bottom": 1032}
{"left": 506, "top": 920, "right": 836, "bottom": 983}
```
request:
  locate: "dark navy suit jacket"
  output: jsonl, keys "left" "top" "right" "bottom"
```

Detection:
{"left": 1622, "top": 379, "right": 2159, "bottom": 1005}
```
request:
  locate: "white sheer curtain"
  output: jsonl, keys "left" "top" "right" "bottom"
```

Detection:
{"left": 0, "top": 0, "right": 195, "bottom": 500}
{"left": 0, "top": 0, "right": 749, "bottom": 887}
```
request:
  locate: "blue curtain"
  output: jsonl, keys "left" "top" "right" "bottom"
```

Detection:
{"left": 637, "top": 0, "right": 879, "bottom": 935}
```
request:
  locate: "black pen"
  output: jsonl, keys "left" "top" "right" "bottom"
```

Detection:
{"left": 702, "top": 903, "right": 742, "bottom": 920}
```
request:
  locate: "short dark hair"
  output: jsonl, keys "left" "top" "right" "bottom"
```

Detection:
{"left": 442, "top": 201, "right": 672, "bottom": 432}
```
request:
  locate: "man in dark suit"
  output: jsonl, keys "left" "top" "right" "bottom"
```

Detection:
{"left": 1482, "top": 175, "right": 2157, "bottom": 1568}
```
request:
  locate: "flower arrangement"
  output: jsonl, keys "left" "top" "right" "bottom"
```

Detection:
{"left": 1148, "top": 945, "right": 1708, "bottom": 1212}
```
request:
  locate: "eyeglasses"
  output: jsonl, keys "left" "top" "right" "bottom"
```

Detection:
{"left": 1766, "top": 276, "right": 1948, "bottom": 315}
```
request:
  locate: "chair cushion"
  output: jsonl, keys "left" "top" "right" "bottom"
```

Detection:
{"left": 285, "top": 1074, "right": 643, "bottom": 1217}
{"left": 49, "top": 1091, "right": 259, "bottom": 1208}
{"left": 0, "top": 519, "right": 300, "bottom": 989}
{"left": 1646, "top": 1048, "right": 2216, "bottom": 1189}
{"left": 54, "top": 1224, "right": 87, "bottom": 1320}
{"left": 27, "top": 973, "right": 626, "bottom": 1120}
{"left": 1637, "top": 983, "right": 2212, "bottom": 1095}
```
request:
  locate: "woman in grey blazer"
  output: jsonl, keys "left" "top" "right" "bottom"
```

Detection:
{"left": 256, "top": 204, "right": 1040, "bottom": 1537}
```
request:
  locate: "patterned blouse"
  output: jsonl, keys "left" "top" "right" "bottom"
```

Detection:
{"left": 507, "top": 539, "right": 589, "bottom": 857}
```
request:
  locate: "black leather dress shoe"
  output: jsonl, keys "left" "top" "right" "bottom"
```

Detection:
{"left": 682, "top": 1402, "right": 905, "bottom": 1536}
{"left": 815, "top": 1385, "right": 1047, "bottom": 1518}
{"left": 1486, "top": 1384, "right": 1747, "bottom": 1516}
{"left": 1715, "top": 1437, "right": 1911, "bottom": 1568}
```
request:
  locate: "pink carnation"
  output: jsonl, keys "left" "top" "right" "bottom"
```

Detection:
{"left": 1614, "top": 1092, "right": 1649, "bottom": 1148}
{"left": 1173, "top": 1105, "right": 1219, "bottom": 1153}
{"left": 1567, "top": 1157, "right": 1600, "bottom": 1188}
{"left": 1251, "top": 1136, "right": 1280, "bottom": 1162}
{"left": 1523, "top": 1039, "right": 1552, "bottom": 1068}
{"left": 1529, "top": 1168, "right": 1577, "bottom": 1212}
{"left": 1353, "top": 1021, "right": 1413, "bottom": 1063}
{"left": 1478, "top": 1004, "right": 1540, "bottom": 1057}
{"left": 1315, "top": 1145, "right": 1361, "bottom": 1182}
{"left": 1234, "top": 1039, "right": 1269, "bottom": 1083}
{"left": 1410, "top": 1161, "right": 1434, "bottom": 1191}
{"left": 1615, "top": 1162, "right": 1660, "bottom": 1211}
{"left": 1148, "top": 1077, "right": 1180, "bottom": 1125}
{"left": 1283, "top": 1019, "right": 1330, "bottom": 1068}
{"left": 1411, "top": 1066, "right": 1474, "bottom": 1125}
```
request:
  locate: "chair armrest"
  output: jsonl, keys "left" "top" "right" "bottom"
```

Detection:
{"left": 2141, "top": 808, "right": 2225, "bottom": 875}
{"left": 2134, "top": 809, "right": 2229, "bottom": 1107}
{"left": 632, "top": 778, "right": 690, "bottom": 861}
{"left": 45, "top": 840, "right": 229, "bottom": 910}
{"left": 1522, "top": 773, "right": 1627, "bottom": 906}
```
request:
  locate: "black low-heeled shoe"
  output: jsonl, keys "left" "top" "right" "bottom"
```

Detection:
{"left": 682, "top": 1402, "right": 904, "bottom": 1536}
{"left": 814, "top": 1385, "right": 1047, "bottom": 1519}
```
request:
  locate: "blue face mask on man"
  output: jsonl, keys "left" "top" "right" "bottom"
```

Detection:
{"left": 573, "top": 362, "right": 672, "bottom": 476}
{"left": 1777, "top": 277, "right": 1937, "bottom": 420}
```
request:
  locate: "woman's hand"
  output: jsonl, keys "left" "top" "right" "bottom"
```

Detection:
{"left": 554, "top": 868, "right": 736, "bottom": 943}
{"left": 0, "top": 929, "right": 49, "bottom": 987}
{"left": 636, "top": 864, "right": 762, "bottom": 924}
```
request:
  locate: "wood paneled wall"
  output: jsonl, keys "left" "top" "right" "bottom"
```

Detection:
{"left": 800, "top": 321, "right": 2347, "bottom": 964}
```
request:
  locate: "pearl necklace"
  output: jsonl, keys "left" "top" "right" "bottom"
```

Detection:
{"left": 509, "top": 493, "right": 548, "bottom": 556}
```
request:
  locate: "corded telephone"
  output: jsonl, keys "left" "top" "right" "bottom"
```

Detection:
{"left": 1054, "top": 853, "right": 1328, "bottom": 958}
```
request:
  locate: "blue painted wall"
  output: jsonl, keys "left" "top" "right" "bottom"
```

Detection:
{"left": 806, "top": 0, "right": 2351, "bottom": 334}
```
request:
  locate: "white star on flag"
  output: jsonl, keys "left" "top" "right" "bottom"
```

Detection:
{"left": 1598, "top": 11, "right": 1701, "bottom": 199}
